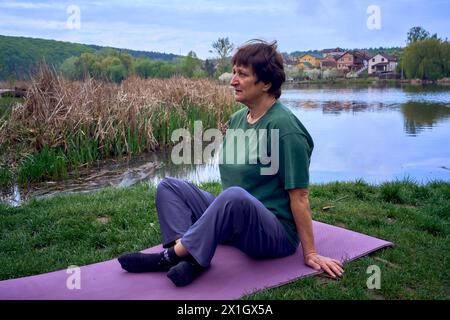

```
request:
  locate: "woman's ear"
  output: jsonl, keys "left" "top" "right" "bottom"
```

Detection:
{"left": 263, "top": 82, "right": 272, "bottom": 92}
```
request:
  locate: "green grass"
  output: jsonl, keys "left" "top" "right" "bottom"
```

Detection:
{"left": 0, "top": 165, "right": 13, "bottom": 188}
{"left": 17, "top": 146, "right": 68, "bottom": 186}
{"left": 0, "top": 97, "right": 22, "bottom": 119}
{"left": 0, "top": 180, "right": 448, "bottom": 299}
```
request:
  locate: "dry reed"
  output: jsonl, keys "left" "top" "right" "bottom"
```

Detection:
{"left": 0, "top": 65, "right": 238, "bottom": 165}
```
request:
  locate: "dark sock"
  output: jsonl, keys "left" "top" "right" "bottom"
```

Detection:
{"left": 118, "top": 247, "right": 183, "bottom": 273}
{"left": 167, "top": 260, "right": 208, "bottom": 287}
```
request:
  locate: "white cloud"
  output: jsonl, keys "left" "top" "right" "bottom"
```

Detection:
{"left": 0, "top": 0, "right": 447, "bottom": 57}
{"left": 74, "top": 0, "right": 296, "bottom": 14}
{"left": 0, "top": 13, "right": 67, "bottom": 30}
{"left": 0, "top": 1, "right": 65, "bottom": 9}
{"left": 58, "top": 21, "right": 222, "bottom": 57}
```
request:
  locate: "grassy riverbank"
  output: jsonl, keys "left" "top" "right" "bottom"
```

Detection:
{"left": 0, "top": 179, "right": 448, "bottom": 299}
{"left": 0, "top": 68, "right": 239, "bottom": 186}
{"left": 285, "top": 78, "right": 450, "bottom": 87}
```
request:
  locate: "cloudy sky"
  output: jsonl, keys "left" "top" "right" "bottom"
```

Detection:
{"left": 0, "top": 0, "right": 448, "bottom": 58}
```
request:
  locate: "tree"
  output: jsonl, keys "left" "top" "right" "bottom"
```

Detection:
{"left": 181, "top": 51, "right": 202, "bottom": 78}
{"left": 203, "top": 59, "right": 215, "bottom": 78}
{"left": 211, "top": 37, "right": 234, "bottom": 61}
{"left": 402, "top": 38, "right": 450, "bottom": 80}
{"left": 106, "top": 63, "right": 127, "bottom": 83}
{"left": 76, "top": 52, "right": 97, "bottom": 78}
{"left": 192, "top": 69, "right": 208, "bottom": 79}
{"left": 59, "top": 56, "right": 81, "bottom": 80}
{"left": 158, "top": 63, "right": 177, "bottom": 78}
{"left": 285, "top": 65, "right": 304, "bottom": 81}
{"left": 101, "top": 56, "right": 127, "bottom": 81}
{"left": 133, "top": 58, "right": 177, "bottom": 79}
{"left": 117, "top": 52, "right": 133, "bottom": 75}
{"left": 407, "top": 26, "right": 436, "bottom": 44}
{"left": 305, "top": 69, "right": 321, "bottom": 81}
{"left": 57, "top": 49, "right": 181, "bottom": 82}
{"left": 133, "top": 58, "right": 154, "bottom": 79}
{"left": 322, "top": 68, "right": 338, "bottom": 80}
{"left": 210, "top": 37, "right": 234, "bottom": 77}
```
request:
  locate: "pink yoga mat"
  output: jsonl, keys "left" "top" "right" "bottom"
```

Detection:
{"left": 0, "top": 221, "right": 393, "bottom": 300}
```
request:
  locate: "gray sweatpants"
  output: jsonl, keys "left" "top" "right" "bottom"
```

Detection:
{"left": 156, "top": 177, "right": 297, "bottom": 267}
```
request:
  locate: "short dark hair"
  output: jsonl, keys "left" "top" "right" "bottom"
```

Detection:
{"left": 231, "top": 40, "right": 286, "bottom": 99}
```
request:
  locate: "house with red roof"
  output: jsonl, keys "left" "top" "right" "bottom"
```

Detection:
{"left": 336, "top": 51, "right": 371, "bottom": 73}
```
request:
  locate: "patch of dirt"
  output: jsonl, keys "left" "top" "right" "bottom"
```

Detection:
{"left": 406, "top": 287, "right": 416, "bottom": 295}
{"left": 336, "top": 222, "right": 347, "bottom": 228}
{"left": 96, "top": 217, "right": 109, "bottom": 224}
{"left": 315, "top": 273, "right": 342, "bottom": 285}
{"left": 373, "top": 257, "right": 401, "bottom": 269}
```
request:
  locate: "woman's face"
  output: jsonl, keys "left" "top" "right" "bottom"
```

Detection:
{"left": 230, "top": 65, "right": 268, "bottom": 106}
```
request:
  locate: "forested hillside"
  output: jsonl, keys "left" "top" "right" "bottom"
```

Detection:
{"left": 0, "top": 35, "right": 179, "bottom": 80}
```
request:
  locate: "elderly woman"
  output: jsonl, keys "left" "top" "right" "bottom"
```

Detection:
{"left": 118, "top": 40, "right": 344, "bottom": 286}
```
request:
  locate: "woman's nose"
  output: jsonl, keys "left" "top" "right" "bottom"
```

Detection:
{"left": 230, "top": 74, "right": 238, "bottom": 86}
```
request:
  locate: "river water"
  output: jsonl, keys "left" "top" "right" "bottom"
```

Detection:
{"left": 2, "top": 84, "right": 449, "bottom": 206}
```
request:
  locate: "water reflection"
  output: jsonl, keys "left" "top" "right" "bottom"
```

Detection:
{"left": 148, "top": 149, "right": 220, "bottom": 186}
{"left": 282, "top": 84, "right": 450, "bottom": 105}
{"left": 283, "top": 87, "right": 450, "bottom": 185}
{"left": 0, "top": 146, "right": 220, "bottom": 207}
{"left": 0, "top": 158, "right": 162, "bottom": 207}
{"left": 284, "top": 99, "right": 450, "bottom": 135}
{"left": 401, "top": 102, "right": 450, "bottom": 136}
{"left": 292, "top": 100, "right": 390, "bottom": 115}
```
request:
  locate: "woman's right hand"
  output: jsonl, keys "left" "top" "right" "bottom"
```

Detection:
{"left": 304, "top": 253, "right": 344, "bottom": 278}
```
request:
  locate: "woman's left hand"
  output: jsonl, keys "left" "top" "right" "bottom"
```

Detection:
{"left": 304, "top": 253, "right": 344, "bottom": 279}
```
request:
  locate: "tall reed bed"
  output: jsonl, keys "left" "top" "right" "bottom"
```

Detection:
{"left": 0, "top": 66, "right": 239, "bottom": 185}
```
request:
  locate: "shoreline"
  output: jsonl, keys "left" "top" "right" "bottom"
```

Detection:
{"left": 284, "top": 77, "right": 450, "bottom": 86}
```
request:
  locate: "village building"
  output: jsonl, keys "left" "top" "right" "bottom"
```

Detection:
{"left": 320, "top": 58, "right": 337, "bottom": 70}
{"left": 336, "top": 51, "right": 371, "bottom": 73}
{"left": 282, "top": 53, "right": 297, "bottom": 65}
{"left": 297, "top": 53, "right": 323, "bottom": 69}
{"left": 321, "top": 48, "right": 345, "bottom": 59}
{"left": 368, "top": 53, "right": 398, "bottom": 75}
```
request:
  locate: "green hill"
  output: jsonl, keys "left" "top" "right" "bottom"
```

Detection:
{"left": 87, "top": 44, "right": 178, "bottom": 61}
{"left": 0, "top": 35, "right": 180, "bottom": 80}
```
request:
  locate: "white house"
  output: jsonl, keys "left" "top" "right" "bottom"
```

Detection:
{"left": 368, "top": 53, "right": 398, "bottom": 75}
{"left": 218, "top": 72, "right": 233, "bottom": 84}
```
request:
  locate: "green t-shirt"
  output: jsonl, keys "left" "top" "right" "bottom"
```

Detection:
{"left": 219, "top": 101, "right": 314, "bottom": 247}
